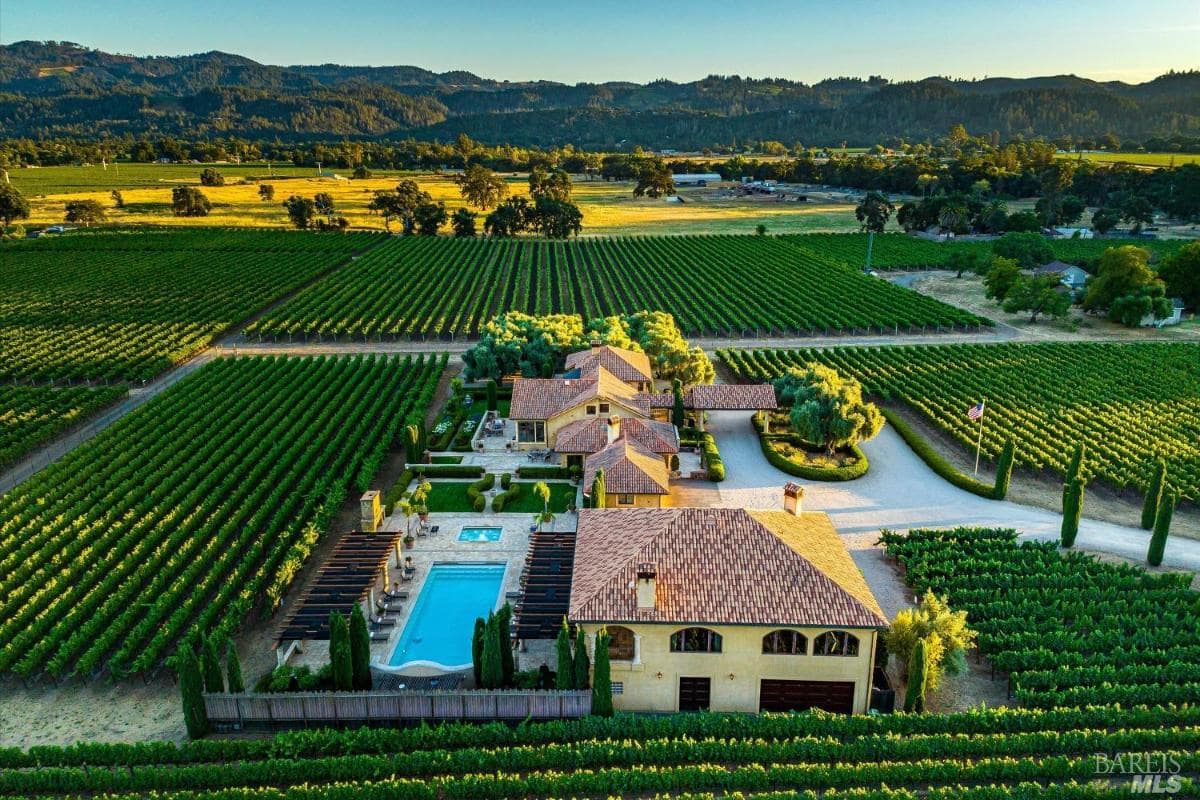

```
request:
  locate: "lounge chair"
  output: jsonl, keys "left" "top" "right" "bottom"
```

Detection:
{"left": 383, "top": 589, "right": 410, "bottom": 601}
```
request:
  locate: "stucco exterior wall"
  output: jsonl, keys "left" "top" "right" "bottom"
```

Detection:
{"left": 601, "top": 492, "right": 667, "bottom": 508}
{"left": 579, "top": 622, "right": 877, "bottom": 714}
{"left": 513, "top": 395, "right": 645, "bottom": 451}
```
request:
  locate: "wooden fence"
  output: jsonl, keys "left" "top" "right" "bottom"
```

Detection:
{"left": 204, "top": 690, "right": 592, "bottom": 729}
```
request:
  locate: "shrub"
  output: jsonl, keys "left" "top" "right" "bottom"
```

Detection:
{"left": 500, "top": 472, "right": 512, "bottom": 490}
{"left": 414, "top": 464, "right": 485, "bottom": 479}
{"left": 486, "top": 379, "right": 498, "bottom": 411}
{"left": 754, "top": 415, "right": 869, "bottom": 481}
{"left": 492, "top": 480, "right": 521, "bottom": 512}
{"left": 884, "top": 590, "right": 975, "bottom": 692}
{"left": 467, "top": 473, "right": 496, "bottom": 512}
{"left": 383, "top": 469, "right": 414, "bottom": 516}
{"left": 701, "top": 432, "right": 725, "bottom": 482}
{"left": 518, "top": 466, "right": 571, "bottom": 479}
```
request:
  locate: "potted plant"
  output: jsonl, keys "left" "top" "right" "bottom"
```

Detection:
{"left": 403, "top": 533, "right": 415, "bottom": 549}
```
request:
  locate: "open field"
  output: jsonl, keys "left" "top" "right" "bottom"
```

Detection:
{"left": 722, "top": 343, "right": 1200, "bottom": 500}
{"left": 1065, "top": 151, "right": 1200, "bottom": 167}
{"left": 246, "top": 235, "right": 985, "bottom": 339}
{"left": 0, "top": 353, "right": 443, "bottom": 680}
{"left": 15, "top": 166, "right": 873, "bottom": 236}
{"left": 906, "top": 271, "right": 1200, "bottom": 341}
{"left": 0, "top": 229, "right": 374, "bottom": 382}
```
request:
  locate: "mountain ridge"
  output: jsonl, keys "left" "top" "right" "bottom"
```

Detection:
{"left": 1, "top": 41, "right": 1197, "bottom": 147}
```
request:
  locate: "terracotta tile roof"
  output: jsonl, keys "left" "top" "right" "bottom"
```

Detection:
{"left": 583, "top": 437, "right": 671, "bottom": 496}
{"left": 565, "top": 345, "right": 653, "bottom": 384}
{"left": 510, "top": 368, "right": 650, "bottom": 420}
{"left": 568, "top": 508, "right": 887, "bottom": 629}
{"left": 648, "top": 384, "right": 778, "bottom": 411}
{"left": 686, "top": 384, "right": 779, "bottom": 411}
{"left": 556, "top": 416, "right": 680, "bottom": 455}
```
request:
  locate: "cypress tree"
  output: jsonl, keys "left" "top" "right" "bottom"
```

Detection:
{"left": 1147, "top": 489, "right": 1176, "bottom": 567}
{"left": 903, "top": 638, "right": 928, "bottom": 713}
{"left": 1060, "top": 478, "right": 1084, "bottom": 548}
{"left": 555, "top": 617, "right": 574, "bottom": 689}
{"left": 404, "top": 424, "right": 420, "bottom": 464}
{"left": 573, "top": 627, "right": 590, "bottom": 690}
{"left": 200, "top": 635, "right": 224, "bottom": 694}
{"left": 486, "top": 379, "right": 498, "bottom": 412}
{"left": 590, "top": 468, "right": 606, "bottom": 509}
{"left": 671, "top": 379, "right": 686, "bottom": 429}
{"left": 349, "top": 604, "right": 372, "bottom": 690}
{"left": 591, "top": 628, "right": 613, "bottom": 717}
{"left": 1066, "top": 441, "right": 1086, "bottom": 484}
{"left": 481, "top": 613, "right": 503, "bottom": 689}
{"left": 329, "top": 611, "right": 353, "bottom": 691}
{"left": 225, "top": 644, "right": 245, "bottom": 694}
{"left": 472, "top": 617, "right": 486, "bottom": 686}
{"left": 497, "top": 603, "right": 515, "bottom": 688}
{"left": 1141, "top": 460, "right": 1167, "bottom": 530}
{"left": 175, "top": 646, "right": 208, "bottom": 738}
{"left": 991, "top": 438, "right": 1016, "bottom": 500}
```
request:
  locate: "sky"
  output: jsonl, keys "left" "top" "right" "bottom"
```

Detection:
{"left": 2, "top": 0, "right": 1197, "bottom": 85}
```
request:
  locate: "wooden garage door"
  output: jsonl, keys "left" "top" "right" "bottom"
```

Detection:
{"left": 678, "top": 677, "right": 711, "bottom": 711}
{"left": 759, "top": 679, "right": 854, "bottom": 713}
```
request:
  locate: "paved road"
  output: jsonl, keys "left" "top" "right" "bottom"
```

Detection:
{"left": 676, "top": 410, "right": 1200, "bottom": 574}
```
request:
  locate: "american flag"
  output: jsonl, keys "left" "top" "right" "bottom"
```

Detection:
{"left": 967, "top": 402, "right": 985, "bottom": 421}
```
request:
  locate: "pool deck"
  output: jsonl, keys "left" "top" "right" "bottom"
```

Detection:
{"left": 370, "top": 507, "right": 580, "bottom": 676}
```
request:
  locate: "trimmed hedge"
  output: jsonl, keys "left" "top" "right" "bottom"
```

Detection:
{"left": 882, "top": 409, "right": 994, "bottom": 498}
{"left": 492, "top": 478, "right": 521, "bottom": 512}
{"left": 410, "top": 464, "right": 485, "bottom": 478}
{"left": 751, "top": 412, "right": 868, "bottom": 481}
{"left": 467, "top": 473, "right": 496, "bottom": 512}
{"left": 518, "top": 466, "right": 572, "bottom": 479}
{"left": 383, "top": 469, "right": 414, "bottom": 516}
{"left": 701, "top": 432, "right": 725, "bottom": 482}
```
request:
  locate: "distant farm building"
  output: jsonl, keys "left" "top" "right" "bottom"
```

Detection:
{"left": 672, "top": 173, "right": 721, "bottom": 187}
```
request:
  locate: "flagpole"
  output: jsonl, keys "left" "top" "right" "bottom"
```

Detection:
{"left": 973, "top": 398, "right": 987, "bottom": 475}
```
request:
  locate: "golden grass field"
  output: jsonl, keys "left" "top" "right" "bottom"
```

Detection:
{"left": 13, "top": 165, "right": 878, "bottom": 236}
{"left": 1064, "top": 152, "right": 1200, "bottom": 168}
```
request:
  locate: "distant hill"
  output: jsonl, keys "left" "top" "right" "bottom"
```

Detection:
{"left": 1, "top": 41, "right": 1197, "bottom": 147}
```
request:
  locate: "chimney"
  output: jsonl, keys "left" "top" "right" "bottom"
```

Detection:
{"left": 636, "top": 563, "right": 657, "bottom": 609}
{"left": 606, "top": 415, "right": 621, "bottom": 445}
{"left": 783, "top": 482, "right": 804, "bottom": 516}
{"left": 591, "top": 340, "right": 602, "bottom": 353}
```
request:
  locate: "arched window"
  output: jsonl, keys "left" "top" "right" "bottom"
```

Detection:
{"left": 813, "top": 630, "right": 859, "bottom": 657}
{"left": 762, "top": 629, "right": 808, "bottom": 655}
{"left": 669, "top": 627, "right": 723, "bottom": 653}
{"left": 607, "top": 626, "right": 636, "bottom": 661}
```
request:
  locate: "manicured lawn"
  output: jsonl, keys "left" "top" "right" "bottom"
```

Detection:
{"left": 422, "top": 482, "right": 479, "bottom": 513}
{"left": 503, "top": 482, "right": 578, "bottom": 514}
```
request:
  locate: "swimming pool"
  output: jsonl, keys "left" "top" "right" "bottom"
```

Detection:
{"left": 458, "top": 526, "right": 503, "bottom": 542}
{"left": 387, "top": 563, "right": 506, "bottom": 670}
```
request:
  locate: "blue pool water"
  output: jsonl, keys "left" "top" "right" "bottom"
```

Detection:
{"left": 458, "top": 526, "right": 503, "bottom": 542}
{"left": 388, "top": 563, "right": 506, "bottom": 669}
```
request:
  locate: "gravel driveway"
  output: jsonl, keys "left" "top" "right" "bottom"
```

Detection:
{"left": 681, "top": 411, "right": 1200, "bottom": 578}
